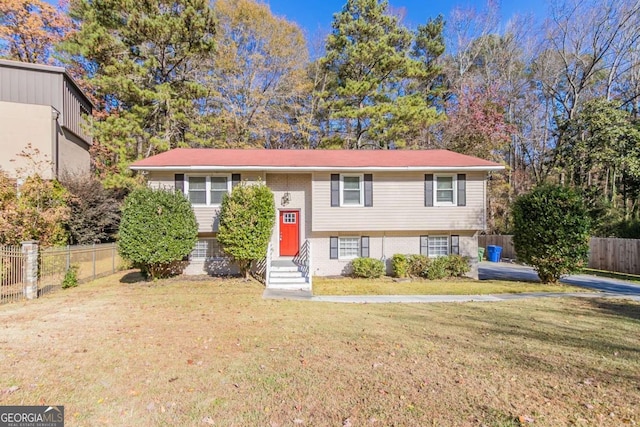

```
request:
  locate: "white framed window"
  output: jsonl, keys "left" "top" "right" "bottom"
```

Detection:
{"left": 434, "top": 175, "right": 456, "bottom": 206}
{"left": 421, "top": 235, "right": 450, "bottom": 258}
{"left": 188, "top": 177, "right": 207, "bottom": 204}
{"left": 339, "top": 237, "right": 360, "bottom": 259}
{"left": 341, "top": 175, "right": 363, "bottom": 206}
{"left": 186, "top": 175, "right": 231, "bottom": 206}
{"left": 191, "top": 238, "right": 224, "bottom": 260}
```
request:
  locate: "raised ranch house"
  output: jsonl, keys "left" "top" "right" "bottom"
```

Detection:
{"left": 0, "top": 59, "right": 93, "bottom": 179}
{"left": 131, "top": 149, "right": 504, "bottom": 289}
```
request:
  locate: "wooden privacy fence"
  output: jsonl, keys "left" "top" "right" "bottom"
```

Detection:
{"left": 1, "top": 242, "right": 124, "bottom": 304}
{"left": 588, "top": 238, "right": 640, "bottom": 275}
{"left": 478, "top": 235, "right": 517, "bottom": 260}
{"left": 479, "top": 235, "right": 640, "bottom": 276}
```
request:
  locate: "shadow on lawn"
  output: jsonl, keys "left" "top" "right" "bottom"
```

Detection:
{"left": 119, "top": 271, "right": 146, "bottom": 284}
{"left": 388, "top": 300, "right": 640, "bottom": 382}
{"left": 585, "top": 298, "right": 640, "bottom": 321}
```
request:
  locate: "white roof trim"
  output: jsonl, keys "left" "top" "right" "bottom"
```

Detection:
{"left": 130, "top": 165, "right": 505, "bottom": 172}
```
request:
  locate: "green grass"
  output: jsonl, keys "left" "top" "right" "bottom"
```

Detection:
{"left": 313, "top": 276, "right": 590, "bottom": 296}
{"left": 0, "top": 272, "right": 638, "bottom": 426}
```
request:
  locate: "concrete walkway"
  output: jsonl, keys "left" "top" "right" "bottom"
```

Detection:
{"left": 263, "top": 262, "right": 640, "bottom": 303}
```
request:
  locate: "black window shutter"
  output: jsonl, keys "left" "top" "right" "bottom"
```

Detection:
{"left": 360, "top": 236, "right": 370, "bottom": 258}
{"left": 330, "top": 237, "right": 338, "bottom": 259}
{"left": 457, "top": 174, "right": 466, "bottom": 206}
{"left": 420, "top": 235, "right": 429, "bottom": 256}
{"left": 424, "top": 174, "right": 434, "bottom": 207}
{"left": 331, "top": 174, "right": 340, "bottom": 207}
{"left": 451, "top": 235, "right": 460, "bottom": 255}
{"left": 364, "top": 174, "right": 373, "bottom": 207}
{"left": 232, "top": 173, "right": 241, "bottom": 188}
{"left": 175, "top": 174, "right": 185, "bottom": 194}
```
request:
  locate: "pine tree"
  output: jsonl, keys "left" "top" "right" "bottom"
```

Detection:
{"left": 61, "top": 0, "right": 216, "bottom": 183}
{"left": 319, "top": 0, "right": 444, "bottom": 149}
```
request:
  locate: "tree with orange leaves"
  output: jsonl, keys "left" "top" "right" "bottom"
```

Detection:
{"left": 0, "top": 0, "right": 72, "bottom": 63}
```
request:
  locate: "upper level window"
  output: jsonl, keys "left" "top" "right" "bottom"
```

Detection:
{"left": 188, "top": 177, "right": 207, "bottom": 204}
{"left": 341, "top": 175, "right": 363, "bottom": 206}
{"left": 187, "top": 176, "right": 230, "bottom": 206}
{"left": 435, "top": 175, "right": 456, "bottom": 206}
{"left": 425, "top": 174, "right": 466, "bottom": 207}
{"left": 210, "top": 177, "right": 228, "bottom": 205}
{"left": 437, "top": 176, "right": 454, "bottom": 203}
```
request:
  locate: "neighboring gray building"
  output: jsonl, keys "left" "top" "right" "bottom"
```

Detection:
{"left": 0, "top": 59, "right": 93, "bottom": 179}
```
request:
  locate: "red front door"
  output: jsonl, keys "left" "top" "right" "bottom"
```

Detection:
{"left": 279, "top": 210, "right": 299, "bottom": 256}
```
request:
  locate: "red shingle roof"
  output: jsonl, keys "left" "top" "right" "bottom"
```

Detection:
{"left": 130, "top": 148, "right": 503, "bottom": 170}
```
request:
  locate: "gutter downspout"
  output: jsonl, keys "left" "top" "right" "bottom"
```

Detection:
{"left": 51, "top": 107, "right": 60, "bottom": 179}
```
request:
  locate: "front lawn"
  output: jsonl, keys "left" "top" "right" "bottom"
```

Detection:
{"left": 313, "top": 276, "right": 589, "bottom": 295}
{"left": 0, "top": 272, "right": 638, "bottom": 426}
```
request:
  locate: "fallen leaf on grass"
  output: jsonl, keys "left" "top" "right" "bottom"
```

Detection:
{"left": 1, "top": 386, "right": 19, "bottom": 394}
{"left": 518, "top": 415, "right": 534, "bottom": 424}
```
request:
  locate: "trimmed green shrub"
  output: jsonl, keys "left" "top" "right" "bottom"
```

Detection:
{"left": 118, "top": 187, "right": 198, "bottom": 280}
{"left": 444, "top": 255, "right": 471, "bottom": 277}
{"left": 61, "top": 265, "right": 79, "bottom": 289}
{"left": 217, "top": 182, "right": 275, "bottom": 279}
{"left": 512, "top": 184, "right": 590, "bottom": 283}
{"left": 391, "top": 254, "right": 410, "bottom": 278}
{"left": 408, "top": 254, "right": 430, "bottom": 278}
{"left": 351, "top": 257, "right": 385, "bottom": 278}
{"left": 426, "top": 256, "right": 448, "bottom": 280}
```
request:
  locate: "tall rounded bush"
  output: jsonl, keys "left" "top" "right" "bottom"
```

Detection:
{"left": 118, "top": 187, "right": 197, "bottom": 280}
{"left": 512, "top": 184, "right": 590, "bottom": 283}
{"left": 217, "top": 182, "right": 275, "bottom": 279}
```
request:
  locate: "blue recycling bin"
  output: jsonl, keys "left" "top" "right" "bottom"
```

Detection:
{"left": 486, "top": 245, "right": 502, "bottom": 262}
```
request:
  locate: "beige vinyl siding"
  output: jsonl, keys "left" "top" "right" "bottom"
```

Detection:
{"left": 312, "top": 171, "right": 485, "bottom": 232}
{"left": 310, "top": 231, "right": 478, "bottom": 278}
{"left": 147, "top": 171, "right": 265, "bottom": 233}
{"left": 147, "top": 172, "right": 176, "bottom": 190}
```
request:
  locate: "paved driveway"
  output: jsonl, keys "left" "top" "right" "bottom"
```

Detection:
{"left": 479, "top": 261, "right": 640, "bottom": 296}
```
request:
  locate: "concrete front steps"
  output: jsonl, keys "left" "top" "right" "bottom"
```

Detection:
{"left": 268, "top": 260, "right": 311, "bottom": 291}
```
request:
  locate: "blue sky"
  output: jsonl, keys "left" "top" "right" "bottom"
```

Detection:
{"left": 42, "top": 0, "right": 550, "bottom": 38}
{"left": 265, "top": 0, "right": 550, "bottom": 36}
